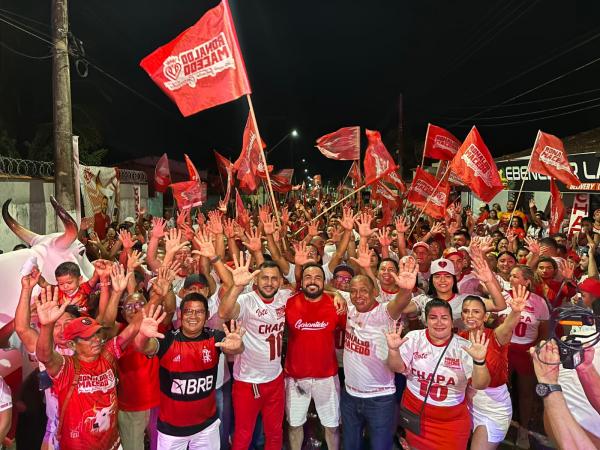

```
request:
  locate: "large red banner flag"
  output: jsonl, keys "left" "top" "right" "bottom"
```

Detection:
{"left": 530, "top": 130, "right": 581, "bottom": 187}
{"left": 315, "top": 126, "right": 360, "bottom": 160}
{"left": 154, "top": 153, "right": 171, "bottom": 193}
{"left": 139, "top": 0, "right": 251, "bottom": 117}
{"left": 407, "top": 167, "right": 450, "bottom": 219}
{"left": 234, "top": 112, "right": 262, "bottom": 192}
{"left": 423, "top": 124, "right": 461, "bottom": 161}
{"left": 549, "top": 179, "right": 565, "bottom": 235}
{"left": 449, "top": 126, "right": 504, "bottom": 203}
{"left": 271, "top": 169, "right": 294, "bottom": 193}
{"left": 363, "top": 129, "right": 398, "bottom": 185}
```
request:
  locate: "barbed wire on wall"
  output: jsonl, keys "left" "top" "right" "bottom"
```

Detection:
{"left": 0, "top": 155, "right": 147, "bottom": 184}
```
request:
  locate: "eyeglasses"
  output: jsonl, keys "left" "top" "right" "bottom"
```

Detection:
{"left": 335, "top": 275, "right": 352, "bottom": 283}
{"left": 182, "top": 308, "right": 207, "bottom": 317}
{"left": 121, "top": 301, "right": 146, "bottom": 313}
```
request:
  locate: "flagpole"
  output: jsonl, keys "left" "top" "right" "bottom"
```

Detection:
{"left": 406, "top": 164, "right": 452, "bottom": 239}
{"left": 420, "top": 123, "right": 430, "bottom": 168}
{"left": 291, "top": 184, "right": 368, "bottom": 237}
{"left": 246, "top": 95, "right": 282, "bottom": 230}
{"left": 508, "top": 130, "right": 539, "bottom": 228}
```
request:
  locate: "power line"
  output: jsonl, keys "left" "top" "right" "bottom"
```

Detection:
{"left": 0, "top": 7, "right": 50, "bottom": 29}
{"left": 0, "top": 40, "right": 52, "bottom": 59}
{"left": 0, "top": 15, "right": 53, "bottom": 46}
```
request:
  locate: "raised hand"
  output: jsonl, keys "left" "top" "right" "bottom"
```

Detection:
{"left": 385, "top": 322, "right": 407, "bottom": 350}
{"left": 339, "top": 207, "right": 355, "bottom": 231}
{"left": 118, "top": 229, "right": 137, "bottom": 250}
{"left": 218, "top": 199, "right": 228, "bottom": 213}
{"left": 139, "top": 305, "right": 167, "bottom": 339}
{"left": 243, "top": 227, "right": 263, "bottom": 253}
{"left": 93, "top": 259, "right": 113, "bottom": 280}
{"left": 293, "top": 241, "right": 310, "bottom": 266}
{"left": 21, "top": 265, "right": 41, "bottom": 290}
{"left": 215, "top": 320, "right": 246, "bottom": 352}
{"left": 471, "top": 249, "right": 495, "bottom": 284}
{"left": 558, "top": 258, "right": 575, "bottom": 281}
{"left": 395, "top": 216, "right": 409, "bottom": 234}
{"left": 176, "top": 208, "right": 190, "bottom": 227}
{"left": 226, "top": 252, "right": 260, "bottom": 287}
{"left": 390, "top": 256, "right": 418, "bottom": 290}
{"left": 530, "top": 340, "right": 560, "bottom": 384}
{"left": 36, "top": 286, "right": 69, "bottom": 325}
{"left": 262, "top": 214, "right": 277, "bottom": 235}
{"left": 196, "top": 212, "right": 206, "bottom": 226}
{"left": 110, "top": 263, "right": 132, "bottom": 293}
{"left": 307, "top": 220, "right": 319, "bottom": 237}
{"left": 524, "top": 236, "right": 540, "bottom": 255}
{"left": 463, "top": 329, "right": 489, "bottom": 362}
{"left": 507, "top": 284, "right": 529, "bottom": 313}
{"left": 193, "top": 228, "right": 217, "bottom": 259}
{"left": 151, "top": 217, "right": 167, "bottom": 239}
{"left": 165, "top": 228, "right": 188, "bottom": 255}
{"left": 330, "top": 226, "right": 343, "bottom": 244}
{"left": 376, "top": 229, "right": 392, "bottom": 247}
{"left": 223, "top": 218, "right": 236, "bottom": 239}
{"left": 350, "top": 242, "right": 373, "bottom": 269}
{"left": 281, "top": 206, "right": 290, "bottom": 225}
{"left": 258, "top": 205, "right": 271, "bottom": 224}
{"left": 152, "top": 266, "right": 173, "bottom": 297}
{"left": 207, "top": 210, "right": 224, "bottom": 235}
{"left": 80, "top": 216, "right": 94, "bottom": 231}
{"left": 355, "top": 212, "right": 375, "bottom": 238}
{"left": 430, "top": 221, "right": 445, "bottom": 236}
{"left": 127, "top": 249, "right": 145, "bottom": 272}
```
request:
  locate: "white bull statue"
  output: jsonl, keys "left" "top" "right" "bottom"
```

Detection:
{"left": 0, "top": 196, "right": 95, "bottom": 330}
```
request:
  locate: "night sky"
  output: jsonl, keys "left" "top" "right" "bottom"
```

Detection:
{"left": 2, "top": 0, "right": 600, "bottom": 182}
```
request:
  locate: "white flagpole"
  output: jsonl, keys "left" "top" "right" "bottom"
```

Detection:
{"left": 508, "top": 130, "right": 539, "bottom": 228}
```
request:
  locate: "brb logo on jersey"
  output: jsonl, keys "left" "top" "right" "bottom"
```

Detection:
{"left": 171, "top": 375, "right": 214, "bottom": 396}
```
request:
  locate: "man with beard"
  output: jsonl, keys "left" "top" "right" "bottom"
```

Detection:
{"left": 285, "top": 263, "right": 347, "bottom": 450}
{"left": 219, "top": 258, "right": 292, "bottom": 450}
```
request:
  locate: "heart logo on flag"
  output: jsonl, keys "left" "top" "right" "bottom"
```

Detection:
{"left": 438, "top": 261, "right": 447, "bottom": 268}
{"left": 163, "top": 57, "right": 182, "bottom": 81}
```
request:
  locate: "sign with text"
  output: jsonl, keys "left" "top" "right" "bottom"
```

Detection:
{"left": 567, "top": 193, "right": 590, "bottom": 237}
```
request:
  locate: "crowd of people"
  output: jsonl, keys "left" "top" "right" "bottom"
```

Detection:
{"left": 2, "top": 189, "right": 600, "bottom": 450}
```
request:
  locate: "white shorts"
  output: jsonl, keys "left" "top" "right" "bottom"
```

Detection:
{"left": 157, "top": 419, "right": 220, "bottom": 450}
{"left": 285, "top": 375, "right": 341, "bottom": 427}
{"left": 469, "top": 385, "right": 512, "bottom": 443}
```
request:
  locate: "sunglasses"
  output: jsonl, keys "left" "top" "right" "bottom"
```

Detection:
{"left": 121, "top": 301, "right": 146, "bottom": 313}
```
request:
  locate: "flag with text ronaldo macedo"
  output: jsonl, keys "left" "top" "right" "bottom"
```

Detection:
{"left": 423, "top": 124, "right": 461, "bottom": 161}
{"left": 530, "top": 130, "right": 581, "bottom": 187}
{"left": 315, "top": 126, "right": 360, "bottom": 160}
{"left": 407, "top": 167, "right": 450, "bottom": 219}
{"left": 363, "top": 129, "right": 398, "bottom": 185}
{"left": 449, "top": 126, "right": 504, "bottom": 203}
{"left": 140, "top": 0, "right": 251, "bottom": 117}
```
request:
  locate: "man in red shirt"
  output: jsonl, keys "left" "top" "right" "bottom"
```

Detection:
{"left": 285, "top": 263, "right": 346, "bottom": 450}
{"left": 35, "top": 286, "right": 165, "bottom": 450}
{"left": 94, "top": 196, "right": 112, "bottom": 240}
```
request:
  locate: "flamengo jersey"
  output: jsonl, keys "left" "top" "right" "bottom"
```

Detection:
{"left": 157, "top": 328, "right": 225, "bottom": 437}
{"left": 399, "top": 330, "right": 473, "bottom": 407}
{"left": 344, "top": 302, "right": 396, "bottom": 398}
{"left": 234, "top": 289, "right": 292, "bottom": 383}
{"left": 498, "top": 291, "right": 549, "bottom": 345}
{"left": 285, "top": 292, "right": 345, "bottom": 379}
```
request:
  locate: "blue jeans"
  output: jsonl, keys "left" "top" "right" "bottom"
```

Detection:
{"left": 216, "top": 380, "right": 233, "bottom": 449}
{"left": 341, "top": 388, "right": 396, "bottom": 450}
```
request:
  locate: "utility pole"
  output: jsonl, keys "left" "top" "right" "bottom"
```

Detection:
{"left": 52, "top": 0, "right": 76, "bottom": 213}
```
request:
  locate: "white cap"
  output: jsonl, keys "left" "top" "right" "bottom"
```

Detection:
{"left": 412, "top": 241, "right": 430, "bottom": 251}
{"left": 124, "top": 216, "right": 135, "bottom": 224}
{"left": 430, "top": 258, "right": 456, "bottom": 276}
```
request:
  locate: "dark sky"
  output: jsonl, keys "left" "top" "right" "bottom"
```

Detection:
{"left": 2, "top": 0, "right": 600, "bottom": 182}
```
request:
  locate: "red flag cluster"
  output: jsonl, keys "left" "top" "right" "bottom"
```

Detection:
{"left": 140, "top": 0, "right": 251, "bottom": 117}
{"left": 407, "top": 167, "right": 450, "bottom": 219}
{"left": 315, "top": 126, "right": 360, "bottom": 160}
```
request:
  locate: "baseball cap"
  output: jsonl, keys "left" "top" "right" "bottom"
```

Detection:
{"left": 124, "top": 216, "right": 136, "bottom": 224}
{"left": 579, "top": 278, "right": 600, "bottom": 298}
{"left": 444, "top": 247, "right": 463, "bottom": 260}
{"left": 183, "top": 273, "right": 209, "bottom": 289}
{"left": 333, "top": 264, "right": 355, "bottom": 277}
{"left": 63, "top": 317, "right": 102, "bottom": 341}
{"left": 430, "top": 258, "right": 456, "bottom": 276}
{"left": 412, "top": 241, "right": 430, "bottom": 251}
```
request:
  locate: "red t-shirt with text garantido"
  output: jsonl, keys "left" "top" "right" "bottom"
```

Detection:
{"left": 284, "top": 292, "right": 346, "bottom": 379}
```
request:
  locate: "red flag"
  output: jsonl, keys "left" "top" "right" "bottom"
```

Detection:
{"left": 256, "top": 160, "right": 274, "bottom": 179}
{"left": 139, "top": 0, "right": 251, "bottom": 117}
{"left": 154, "top": 153, "right": 171, "bottom": 193}
{"left": 184, "top": 154, "right": 200, "bottom": 181}
{"left": 530, "top": 130, "right": 581, "bottom": 186}
{"left": 235, "top": 189, "right": 249, "bottom": 228}
{"left": 449, "top": 126, "right": 503, "bottom": 203}
{"left": 423, "top": 124, "right": 461, "bottom": 161}
{"left": 171, "top": 180, "right": 207, "bottom": 209}
{"left": 271, "top": 169, "right": 294, "bottom": 193}
{"left": 407, "top": 167, "right": 450, "bottom": 219}
{"left": 234, "top": 113, "right": 262, "bottom": 192}
{"left": 347, "top": 161, "right": 362, "bottom": 187}
{"left": 384, "top": 169, "right": 406, "bottom": 193}
{"left": 549, "top": 179, "right": 565, "bottom": 235}
{"left": 363, "top": 129, "right": 397, "bottom": 185}
{"left": 213, "top": 150, "right": 234, "bottom": 202}
{"left": 371, "top": 180, "right": 400, "bottom": 206}
{"left": 315, "top": 126, "right": 360, "bottom": 160}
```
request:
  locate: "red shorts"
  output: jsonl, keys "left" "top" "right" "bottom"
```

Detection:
{"left": 401, "top": 389, "right": 470, "bottom": 450}
{"left": 508, "top": 342, "right": 535, "bottom": 376}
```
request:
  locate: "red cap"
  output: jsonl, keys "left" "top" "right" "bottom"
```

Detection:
{"left": 63, "top": 317, "right": 102, "bottom": 341}
{"left": 579, "top": 278, "right": 600, "bottom": 298}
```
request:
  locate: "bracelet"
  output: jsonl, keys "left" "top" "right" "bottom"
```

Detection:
{"left": 210, "top": 255, "right": 221, "bottom": 264}
{"left": 473, "top": 359, "right": 486, "bottom": 366}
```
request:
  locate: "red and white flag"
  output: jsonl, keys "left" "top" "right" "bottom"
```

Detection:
{"left": 184, "top": 154, "right": 200, "bottom": 181}
{"left": 140, "top": 0, "right": 251, "bottom": 117}
{"left": 315, "top": 126, "right": 360, "bottom": 160}
{"left": 549, "top": 179, "right": 565, "bottom": 235}
{"left": 234, "top": 113, "right": 263, "bottom": 192}
{"left": 363, "top": 129, "right": 397, "bottom": 185}
{"left": 407, "top": 167, "right": 450, "bottom": 219}
{"left": 170, "top": 154, "right": 206, "bottom": 209}
{"left": 213, "top": 150, "right": 234, "bottom": 202}
{"left": 271, "top": 169, "right": 294, "bottom": 193}
{"left": 449, "top": 126, "right": 503, "bottom": 202}
{"left": 347, "top": 161, "right": 362, "bottom": 187}
{"left": 530, "top": 130, "right": 581, "bottom": 187}
{"left": 384, "top": 168, "right": 407, "bottom": 193}
{"left": 423, "top": 124, "right": 461, "bottom": 161}
{"left": 154, "top": 153, "right": 171, "bottom": 193}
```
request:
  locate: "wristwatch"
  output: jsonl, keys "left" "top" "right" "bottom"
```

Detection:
{"left": 535, "top": 383, "right": 562, "bottom": 398}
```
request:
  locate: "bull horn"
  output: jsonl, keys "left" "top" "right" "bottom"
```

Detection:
{"left": 50, "top": 196, "right": 79, "bottom": 249}
{"left": 2, "top": 199, "right": 40, "bottom": 245}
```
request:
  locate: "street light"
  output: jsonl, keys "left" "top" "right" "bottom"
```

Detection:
{"left": 304, "top": 168, "right": 308, "bottom": 173}
{"left": 265, "top": 129, "right": 299, "bottom": 155}
{"left": 301, "top": 158, "right": 306, "bottom": 163}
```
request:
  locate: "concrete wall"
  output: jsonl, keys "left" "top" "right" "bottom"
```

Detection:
{"left": 0, "top": 178, "right": 148, "bottom": 252}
